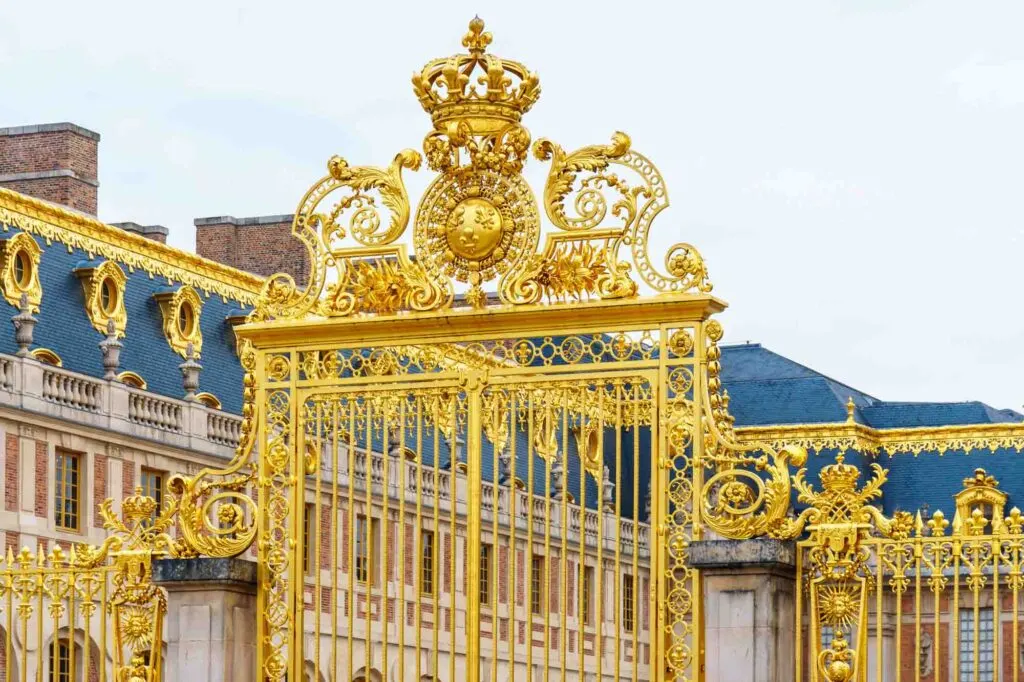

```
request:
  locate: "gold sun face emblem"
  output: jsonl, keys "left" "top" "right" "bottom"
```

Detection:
{"left": 445, "top": 197, "right": 506, "bottom": 260}
{"left": 819, "top": 582, "right": 861, "bottom": 629}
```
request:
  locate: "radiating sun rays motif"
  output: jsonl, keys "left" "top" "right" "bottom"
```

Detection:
{"left": 819, "top": 582, "right": 861, "bottom": 629}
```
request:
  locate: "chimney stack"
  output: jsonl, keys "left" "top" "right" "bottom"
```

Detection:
{"left": 0, "top": 123, "right": 99, "bottom": 215}
{"left": 110, "top": 221, "right": 170, "bottom": 244}
{"left": 195, "top": 215, "right": 306, "bottom": 283}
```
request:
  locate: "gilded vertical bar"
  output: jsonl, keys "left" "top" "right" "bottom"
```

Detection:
{"left": 466, "top": 376, "right": 485, "bottom": 679}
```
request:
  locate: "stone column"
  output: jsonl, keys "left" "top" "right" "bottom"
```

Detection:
{"left": 153, "top": 558, "right": 257, "bottom": 682}
{"left": 689, "top": 538, "right": 796, "bottom": 682}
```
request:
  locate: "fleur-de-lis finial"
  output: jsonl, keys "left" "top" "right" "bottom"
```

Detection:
{"left": 462, "top": 16, "right": 491, "bottom": 53}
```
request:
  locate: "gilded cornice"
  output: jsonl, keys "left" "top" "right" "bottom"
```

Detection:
{"left": 0, "top": 188, "right": 262, "bottom": 304}
{"left": 735, "top": 421, "right": 1024, "bottom": 456}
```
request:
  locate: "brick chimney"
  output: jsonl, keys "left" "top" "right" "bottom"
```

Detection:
{"left": 110, "top": 221, "right": 170, "bottom": 244}
{"left": 0, "top": 123, "right": 100, "bottom": 215}
{"left": 195, "top": 215, "right": 307, "bottom": 283}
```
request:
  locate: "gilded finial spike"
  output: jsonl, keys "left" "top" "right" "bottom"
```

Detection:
{"left": 846, "top": 396, "right": 856, "bottom": 423}
{"left": 914, "top": 511, "right": 924, "bottom": 537}
{"left": 463, "top": 16, "right": 491, "bottom": 53}
{"left": 3, "top": 547, "right": 11, "bottom": 566}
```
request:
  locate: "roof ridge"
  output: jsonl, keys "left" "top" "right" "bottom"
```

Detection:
{"left": 722, "top": 344, "right": 879, "bottom": 402}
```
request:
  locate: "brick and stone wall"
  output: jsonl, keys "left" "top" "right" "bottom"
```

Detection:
{"left": 0, "top": 123, "right": 100, "bottom": 214}
{"left": 194, "top": 215, "right": 307, "bottom": 283}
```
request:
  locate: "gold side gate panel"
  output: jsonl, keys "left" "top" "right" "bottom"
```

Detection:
{"left": 789, "top": 457, "right": 1024, "bottom": 682}
{"left": 164, "top": 17, "right": 807, "bottom": 682}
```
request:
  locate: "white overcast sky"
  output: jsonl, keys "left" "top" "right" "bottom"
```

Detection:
{"left": 0, "top": 1, "right": 1021, "bottom": 411}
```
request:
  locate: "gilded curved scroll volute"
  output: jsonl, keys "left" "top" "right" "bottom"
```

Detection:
{"left": 522, "top": 130, "right": 713, "bottom": 304}
{"left": 818, "top": 632, "right": 856, "bottom": 682}
{"left": 165, "top": 340, "right": 259, "bottom": 558}
{"left": 253, "top": 150, "right": 448, "bottom": 321}
{"left": 534, "top": 131, "right": 633, "bottom": 232}
{"left": 693, "top": 318, "right": 808, "bottom": 539}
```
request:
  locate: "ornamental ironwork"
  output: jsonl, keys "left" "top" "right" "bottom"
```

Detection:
{"left": 165, "top": 17, "right": 811, "bottom": 682}
{"left": 252, "top": 17, "right": 712, "bottom": 324}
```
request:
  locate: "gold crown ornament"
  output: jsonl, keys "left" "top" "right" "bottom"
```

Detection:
{"left": 817, "top": 454, "right": 862, "bottom": 493}
{"left": 253, "top": 17, "right": 714, "bottom": 321}
{"left": 412, "top": 16, "right": 541, "bottom": 136}
{"left": 122, "top": 486, "right": 158, "bottom": 523}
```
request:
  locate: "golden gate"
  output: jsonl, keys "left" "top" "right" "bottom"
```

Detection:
{"left": 166, "top": 18, "right": 806, "bottom": 682}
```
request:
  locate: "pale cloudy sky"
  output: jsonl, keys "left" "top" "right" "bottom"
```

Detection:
{"left": 0, "top": 1, "right": 1021, "bottom": 410}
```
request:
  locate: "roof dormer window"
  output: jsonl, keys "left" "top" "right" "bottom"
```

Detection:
{"left": 154, "top": 285, "right": 203, "bottom": 357}
{"left": 1, "top": 232, "right": 42, "bottom": 311}
{"left": 73, "top": 260, "right": 127, "bottom": 337}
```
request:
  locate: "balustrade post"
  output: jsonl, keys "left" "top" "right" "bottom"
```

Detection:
{"left": 689, "top": 538, "right": 797, "bottom": 682}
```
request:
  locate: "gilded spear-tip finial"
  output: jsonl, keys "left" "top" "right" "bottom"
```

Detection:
{"left": 463, "top": 16, "right": 492, "bottom": 53}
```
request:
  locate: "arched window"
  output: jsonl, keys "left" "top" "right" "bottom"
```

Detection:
{"left": 49, "top": 641, "right": 71, "bottom": 682}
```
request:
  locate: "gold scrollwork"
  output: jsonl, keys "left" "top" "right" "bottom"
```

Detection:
{"left": 166, "top": 339, "right": 258, "bottom": 559}
{"left": 75, "top": 260, "right": 128, "bottom": 337}
{"left": 154, "top": 285, "right": 204, "bottom": 357}
{"left": 0, "top": 231, "right": 42, "bottom": 311}
{"left": 695, "top": 318, "right": 808, "bottom": 539}
{"left": 252, "top": 18, "right": 719, "bottom": 323}
{"left": 253, "top": 150, "right": 449, "bottom": 322}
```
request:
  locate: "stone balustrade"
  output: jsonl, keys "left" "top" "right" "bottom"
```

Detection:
{"left": 0, "top": 351, "right": 242, "bottom": 458}
{"left": 42, "top": 364, "right": 103, "bottom": 411}
{"left": 128, "top": 389, "right": 184, "bottom": 432}
{"left": 329, "top": 445, "right": 650, "bottom": 555}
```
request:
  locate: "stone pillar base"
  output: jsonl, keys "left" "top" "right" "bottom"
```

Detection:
{"left": 689, "top": 538, "right": 796, "bottom": 682}
{"left": 153, "top": 558, "right": 257, "bottom": 682}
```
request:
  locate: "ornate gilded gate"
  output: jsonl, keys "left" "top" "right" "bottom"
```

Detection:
{"left": 788, "top": 456, "right": 1024, "bottom": 682}
{"left": 168, "top": 18, "right": 805, "bottom": 682}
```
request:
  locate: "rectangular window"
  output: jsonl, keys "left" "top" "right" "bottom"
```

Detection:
{"left": 531, "top": 555, "right": 544, "bottom": 615}
{"left": 820, "top": 625, "right": 838, "bottom": 651}
{"left": 140, "top": 468, "right": 164, "bottom": 525}
{"left": 623, "top": 574, "right": 635, "bottom": 633}
{"left": 581, "top": 565, "right": 594, "bottom": 625}
{"left": 421, "top": 530, "right": 435, "bottom": 595}
{"left": 959, "top": 608, "right": 995, "bottom": 682}
{"left": 50, "top": 641, "right": 71, "bottom": 682}
{"left": 479, "top": 543, "right": 492, "bottom": 606}
{"left": 54, "top": 451, "right": 81, "bottom": 531}
{"left": 354, "top": 515, "right": 378, "bottom": 584}
{"left": 303, "top": 504, "right": 314, "bottom": 575}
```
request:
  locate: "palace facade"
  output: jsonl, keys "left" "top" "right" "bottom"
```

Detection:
{"left": 0, "top": 120, "right": 1021, "bottom": 682}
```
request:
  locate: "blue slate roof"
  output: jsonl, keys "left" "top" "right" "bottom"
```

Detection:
{"left": 0, "top": 227, "right": 252, "bottom": 414}
{"left": 720, "top": 343, "right": 1022, "bottom": 428}
{"left": 721, "top": 343, "right": 1024, "bottom": 519}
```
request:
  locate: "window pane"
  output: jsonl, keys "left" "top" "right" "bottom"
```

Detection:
{"left": 421, "top": 530, "right": 435, "bottom": 595}
{"left": 623, "top": 574, "right": 635, "bottom": 633}
{"left": 54, "top": 453, "right": 80, "bottom": 531}
{"left": 479, "top": 543, "right": 491, "bottom": 605}
{"left": 959, "top": 608, "right": 994, "bottom": 682}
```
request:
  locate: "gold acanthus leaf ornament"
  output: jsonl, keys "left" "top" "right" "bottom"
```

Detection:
{"left": 252, "top": 149, "right": 450, "bottom": 321}
{"left": 165, "top": 339, "right": 259, "bottom": 559}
